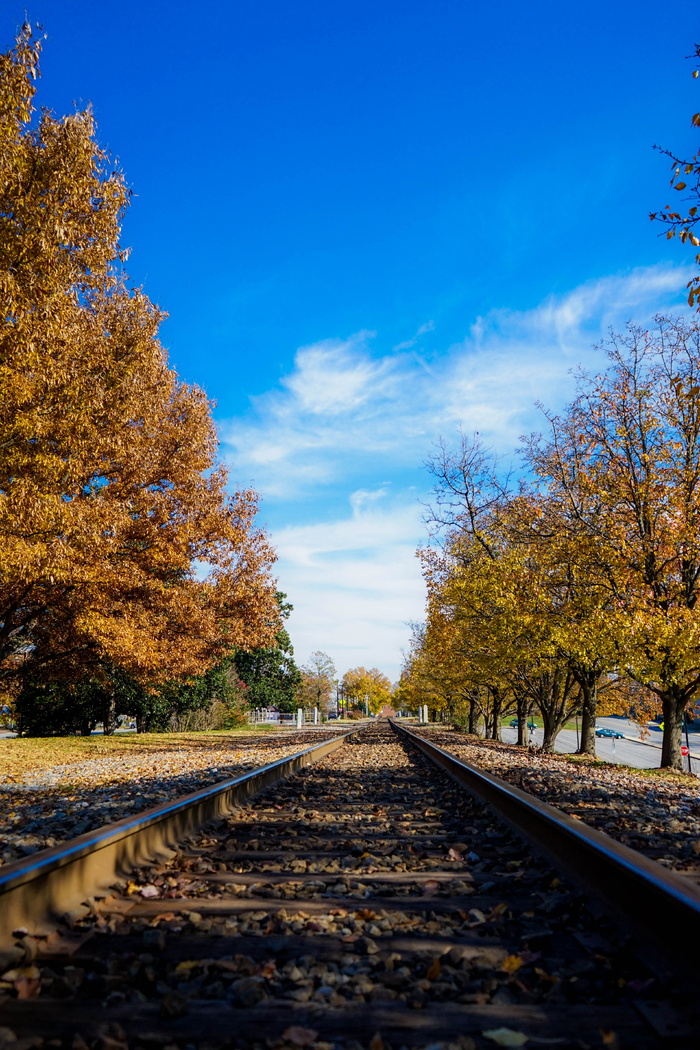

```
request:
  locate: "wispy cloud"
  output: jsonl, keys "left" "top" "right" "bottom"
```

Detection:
{"left": 219, "top": 264, "right": 694, "bottom": 678}
{"left": 393, "top": 320, "right": 436, "bottom": 352}
{"left": 221, "top": 264, "right": 692, "bottom": 498}
{"left": 275, "top": 491, "right": 425, "bottom": 681}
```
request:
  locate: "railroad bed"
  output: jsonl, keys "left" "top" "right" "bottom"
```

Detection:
{"left": 413, "top": 725, "right": 700, "bottom": 876}
{"left": 0, "top": 722, "right": 696, "bottom": 1049}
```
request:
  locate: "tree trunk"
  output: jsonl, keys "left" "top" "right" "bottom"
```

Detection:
{"left": 577, "top": 671, "right": 597, "bottom": 756}
{"left": 516, "top": 694, "right": 528, "bottom": 746}
{"left": 660, "top": 687, "right": 686, "bottom": 770}
{"left": 541, "top": 711, "right": 560, "bottom": 753}
{"left": 468, "top": 693, "right": 478, "bottom": 735}
{"left": 490, "top": 690, "right": 502, "bottom": 741}
{"left": 102, "top": 693, "right": 117, "bottom": 735}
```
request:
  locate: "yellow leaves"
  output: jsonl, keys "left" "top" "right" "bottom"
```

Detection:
{"left": 500, "top": 954, "right": 524, "bottom": 974}
{"left": 1, "top": 965, "right": 41, "bottom": 999}
{"left": 341, "top": 666, "right": 392, "bottom": 712}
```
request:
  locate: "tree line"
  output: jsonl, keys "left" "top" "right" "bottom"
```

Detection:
{"left": 0, "top": 22, "right": 393, "bottom": 739}
{"left": 399, "top": 318, "right": 700, "bottom": 769}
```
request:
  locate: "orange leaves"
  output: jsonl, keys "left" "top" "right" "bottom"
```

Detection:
{"left": 0, "top": 32, "right": 278, "bottom": 690}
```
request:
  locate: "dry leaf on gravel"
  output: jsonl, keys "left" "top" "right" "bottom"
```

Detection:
{"left": 282, "top": 1027, "right": 319, "bottom": 1047}
{"left": 0, "top": 730, "right": 338, "bottom": 863}
{"left": 482, "top": 1029, "right": 529, "bottom": 1047}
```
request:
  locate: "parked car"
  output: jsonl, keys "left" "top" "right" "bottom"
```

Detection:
{"left": 509, "top": 718, "right": 537, "bottom": 729}
{"left": 595, "top": 726, "right": 624, "bottom": 738}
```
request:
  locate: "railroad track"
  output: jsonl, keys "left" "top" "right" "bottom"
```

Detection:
{"left": 0, "top": 720, "right": 698, "bottom": 1048}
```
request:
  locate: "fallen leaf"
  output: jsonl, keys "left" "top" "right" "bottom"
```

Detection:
{"left": 426, "top": 958, "right": 441, "bottom": 980}
{"left": 501, "top": 954, "right": 524, "bottom": 974}
{"left": 482, "top": 1028, "right": 529, "bottom": 1047}
{"left": 282, "top": 1026, "right": 318, "bottom": 1047}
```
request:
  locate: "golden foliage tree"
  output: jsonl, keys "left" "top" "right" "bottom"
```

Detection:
{"left": 299, "top": 651, "right": 336, "bottom": 714}
{"left": 529, "top": 319, "right": 700, "bottom": 768}
{"left": 0, "top": 28, "right": 278, "bottom": 689}
{"left": 342, "top": 666, "right": 392, "bottom": 714}
{"left": 420, "top": 435, "right": 621, "bottom": 753}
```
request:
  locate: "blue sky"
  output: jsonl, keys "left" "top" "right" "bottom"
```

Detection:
{"left": 15, "top": 1, "right": 700, "bottom": 680}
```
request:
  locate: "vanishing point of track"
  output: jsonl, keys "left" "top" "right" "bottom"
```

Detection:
{"left": 0, "top": 720, "right": 698, "bottom": 1048}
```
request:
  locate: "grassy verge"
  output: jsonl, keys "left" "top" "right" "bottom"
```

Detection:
{"left": 0, "top": 725, "right": 293, "bottom": 781}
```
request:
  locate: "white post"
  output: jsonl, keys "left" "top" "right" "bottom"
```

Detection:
{"left": 296, "top": 708, "right": 303, "bottom": 729}
{"left": 418, "top": 707, "right": 423, "bottom": 723}
{"left": 423, "top": 704, "right": 429, "bottom": 724}
{"left": 313, "top": 707, "right": 319, "bottom": 725}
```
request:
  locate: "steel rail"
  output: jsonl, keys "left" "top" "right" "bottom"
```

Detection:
{"left": 392, "top": 720, "right": 700, "bottom": 979}
{"left": 0, "top": 728, "right": 359, "bottom": 949}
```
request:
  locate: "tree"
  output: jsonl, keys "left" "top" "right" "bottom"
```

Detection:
{"left": 650, "top": 44, "right": 700, "bottom": 307}
{"left": 342, "top": 666, "right": 392, "bottom": 714}
{"left": 530, "top": 319, "right": 700, "bottom": 768}
{"left": 233, "top": 593, "right": 302, "bottom": 713}
{"left": 15, "top": 655, "right": 250, "bottom": 736}
{"left": 300, "top": 651, "right": 336, "bottom": 714}
{"left": 0, "top": 27, "right": 278, "bottom": 693}
{"left": 421, "top": 434, "right": 616, "bottom": 752}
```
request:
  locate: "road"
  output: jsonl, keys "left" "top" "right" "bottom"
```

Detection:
{"left": 500, "top": 716, "right": 700, "bottom": 775}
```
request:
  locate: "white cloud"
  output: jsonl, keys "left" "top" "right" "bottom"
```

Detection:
{"left": 221, "top": 263, "right": 693, "bottom": 496}
{"left": 219, "top": 264, "right": 694, "bottom": 679}
{"left": 281, "top": 331, "right": 385, "bottom": 414}
{"left": 274, "top": 492, "right": 425, "bottom": 682}
{"left": 393, "top": 320, "right": 436, "bottom": 351}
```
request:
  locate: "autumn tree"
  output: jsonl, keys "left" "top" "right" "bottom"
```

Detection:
{"left": 342, "top": 666, "right": 392, "bottom": 714}
{"left": 398, "top": 619, "right": 476, "bottom": 726}
{"left": 299, "top": 651, "right": 336, "bottom": 714}
{"left": 422, "top": 435, "right": 611, "bottom": 752}
{"left": 650, "top": 44, "right": 700, "bottom": 307}
{"left": 529, "top": 319, "right": 700, "bottom": 768}
{"left": 0, "top": 28, "right": 278, "bottom": 696}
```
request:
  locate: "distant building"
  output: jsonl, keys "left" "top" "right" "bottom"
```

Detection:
{"left": 378, "top": 705, "right": 397, "bottom": 718}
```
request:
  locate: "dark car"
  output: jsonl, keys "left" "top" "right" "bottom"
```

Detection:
{"left": 509, "top": 718, "right": 537, "bottom": 729}
{"left": 595, "top": 726, "right": 624, "bottom": 739}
